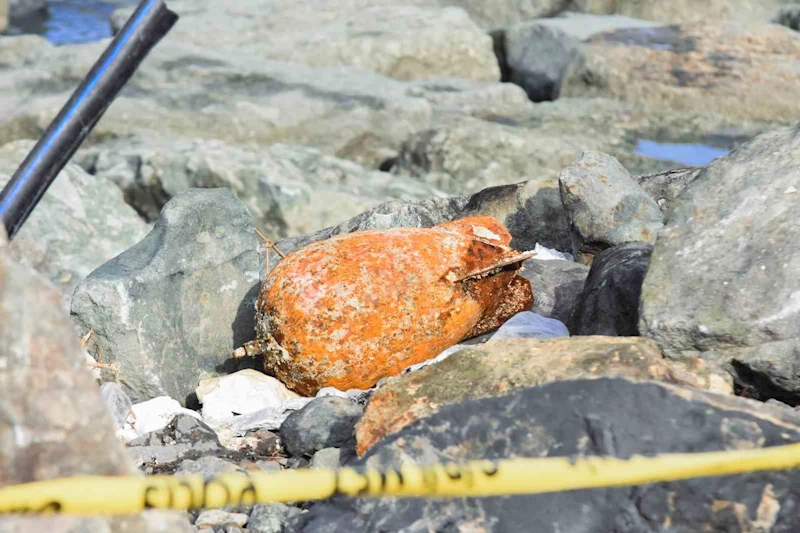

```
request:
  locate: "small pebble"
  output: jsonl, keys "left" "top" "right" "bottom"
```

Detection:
{"left": 311, "top": 447, "right": 341, "bottom": 470}
{"left": 194, "top": 510, "right": 248, "bottom": 529}
{"left": 248, "top": 503, "right": 304, "bottom": 533}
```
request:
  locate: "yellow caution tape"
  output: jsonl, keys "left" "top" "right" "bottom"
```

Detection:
{"left": 2, "top": 442, "right": 800, "bottom": 515}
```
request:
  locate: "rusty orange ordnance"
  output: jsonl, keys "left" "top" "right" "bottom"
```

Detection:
{"left": 236, "top": 216, "right": 534, "bottom": 396}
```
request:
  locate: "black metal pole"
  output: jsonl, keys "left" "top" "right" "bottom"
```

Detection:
{"left": 0, "top": 0, "right": 178, "bottom": 240}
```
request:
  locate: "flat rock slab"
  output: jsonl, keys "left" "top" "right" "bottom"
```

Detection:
{"left": 355, "top": 337, "right": 731, "bottom": 455}
{"left": 304, "top": 377, "right": 800, "bottom": 533}
{"left": 640, "top": 123, "right": 800, "bottom": 358}
{"left": 564, "top": 23, "right": 800, "bottom": 124}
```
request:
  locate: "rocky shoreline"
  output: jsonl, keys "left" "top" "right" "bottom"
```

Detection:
{"left": 2, "top": 1, "right": 800, "bottom": 532}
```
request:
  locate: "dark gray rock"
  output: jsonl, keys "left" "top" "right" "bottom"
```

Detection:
{"left": 248, "top": 429, "right": 280, "bottom": 456}
{"left": 633, "top": 166, "right": 702, "bottom": 215}
{"left": 127, "top": 414, "right": 228, "bottom": 471}
{"left": 298, "top": 377, "right": 800, "bottom": 533}
{"left": 640, "top": 124, "right": 800, "bottom": 359}
{"left": 176, "top": 456, "right": 244, "bottom": 478}
{"left": 248, "top": 503, "right": 304, "bottom": 533}
{"left": 559, "top": 151, "right": 663, "bottom": 263}
{"left": 520, "top": 257, "right": 589, "bottom": 322}
{"left": 504, "top": 22, "right": 585, "bottom": 102}
{"left": 568, "top": 242, "right": 653, "bottom": 336}
{"left": 280, "top": 397, "right": 364, "bottom": 458}
{"left": 8, "top": 0, "right": 46, "bottom": 19}
{"left": 269, "top": 197, "right": 469, "bottom": 270}
{"left": 774, "top": 5, "right": 800, "bottom": 31}
{"left": 458, "top": 179, "right": 572, "bottom": 252}
{"left": 71, "top": 188, "right": 266, "bottom": 405}
{"left": 100, "top": 382, "right": 133, "bottom": 431}
{"left": 702, "top": 339, "right": 800, "bottom": 406}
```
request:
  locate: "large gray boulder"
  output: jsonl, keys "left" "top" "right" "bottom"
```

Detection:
{"left": 559, "top": 151, "right": 663, "bottom": 263}
{"left": 71, "top": 188, "right": 265, "bottom": 405}
{"left": 640, "top": 123, "right": 800, "bottom": 358}
{"left": 75, "top": 135, "right": 445, "bottom": 239}
{"left": 111, "top": 0, "right": 499, "bottom": 82}
{"left": 0, "top": 35, "right": 532, "bottom": 170}
{"left": 562, "top": 22, "right": 800, "bottom": 125}
{"left": 300, "top": 377, "right": 800, "bottom": 532}
{"left": 0, "top": 140, "right": 150, "bottom": 311}
{"left": 503, "top": 22, "right": 585, "bottom": 102}
{"left": 0, "top": 229, "right": 193, "bottom": 533}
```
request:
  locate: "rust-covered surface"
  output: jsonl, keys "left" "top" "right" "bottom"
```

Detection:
{"left": 252, "top": 216, "right": 534, "bottom": 395}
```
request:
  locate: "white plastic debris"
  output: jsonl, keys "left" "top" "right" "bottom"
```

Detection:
{"left": 489, "top": 311, "right": 570, "bottom": 340}
{"left": 197, "top": 369, "right": 300, "bottom": 422}
{"left": 117, "top": 396, "right": 202, "bottom": 442}
{"left": 529, "top": 243, "right": 574, "bottom": 261}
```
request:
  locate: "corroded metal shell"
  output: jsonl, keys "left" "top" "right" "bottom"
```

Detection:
{"left": 254, "top": 216, "right": 533, "bottom": 395}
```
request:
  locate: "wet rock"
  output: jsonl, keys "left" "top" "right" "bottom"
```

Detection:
{"left": 639, "top": 123, "right": 800, "bottom": 358}
{"left": 100, "top": 382, "right": 133, "bottom": 431}
{"left": 127, "top": 415, "right": 227, "bottom": 471}
{"left": 563, "top": 23, "right": 800, "bottom": 124}
{"left": 558, "top": 151, "right": 663, "bottom": 263}
{"left": 305, "top": 377, "right": 799, "bottom": 533}
{"left": 74, "top": 136, "right": 445, "bottom": 239}
{"left": 280, "top": 397, "right": 364, "bottom": 458}
{"left": 633, "top": 166, "right": 701, "bottom": 214}
{"left": 71, "top": 188, "right": 265, "bottom": 405}
{"left": 355, "top": 336, "right": 728, "bottom": 455}
{"left": 568, "top": 242, "right": 653, "bottom": 336}
{"left": 503, "top": 22, "right": 585, "bottom": 102}
{"left": 519, "top": 257, "right": 589, "bottom": 322}
{"left": 197, "top": 369, "right": 300, "bottom": 423}
{"left": 0, "top": 140, "right": 150, "bottom": 311}
{"left": 310, "top": 448, "right": 341, "bottom": 470}
{"left": 176, "top": 456, "right": 244, "bottom": 477}
{"left": 248, "top": 504, "right": 304, "bottom": 533}
{"left": 194, "top": 510, "right": 248, "bottom": 529}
